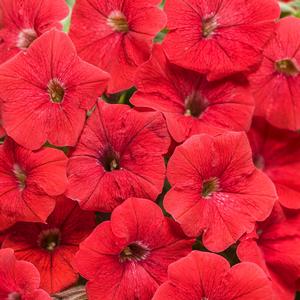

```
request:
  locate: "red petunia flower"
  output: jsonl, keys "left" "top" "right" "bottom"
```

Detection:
{"left": 164, "top": 132, "right": 277, "bottom": 252}
{"left": 0, "top": 29, "right": 110, "bottom": 150}
{"left": 2, "top": 196, "right": 96, "bottom": 294}
{"left": 163, "top": 0, "right": 280, "bottom": 80}
{"left": 0, "top": 0, "right": 69, "bottom": 64}
{"left": 237, "top": 203, "right": 300, "bottom": 300}
{"left": 248, "top": 117, "right": 300, "bottom": 209}
{"left": 69, "top": 0, "right": 166, "bottom": 93}
{"left": 250, "top": 17, "right": 300, "bottom": 131}
{"left": 0, "top": 138, "right": 67, "bottom": 231}
{"left": 66, "top": 101, "right": 170, "bottom": 212}
{"left": 131, "top": 45, "right": 254, "bottom": 143}
{"left": 0, "top": 248, "right": 50, "bottom": 300}
{"left": 152, "top": 251, "right": 273, "bottom": 300}
{"left": 75, "top": 197, "right": 194, "bottom": 300}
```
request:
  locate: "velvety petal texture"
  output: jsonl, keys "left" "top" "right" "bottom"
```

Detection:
{"left": 0, "top": 0, "right": 69, "bottom": 63}
{"left": 0, "top": 138, "right": 68, "bottom": 230}
{"left": 70, "top": 0, "right": 166, "bottom": 93}
{"left": 248, "top": 117, "right": 300, "bottom": 209}
{"left": 131, "top": 45, "right": 254, "bottom": 143}
{"left": 75, "top": 198, "right": 194, "bottom": 300}
{"left": 0, "top": 248, "right": 50, "bottom": 299}
{"left": 250, "top": 17, "right": 300, "bottom": 130}
{"left": 66, "top": 101, "right": 170, "bottom": 212}
{"left": 237, "top": 203, "right": 300, "bottom": 300}
{"left": 2, "top": 197, "right": 96, "bottom": 294}
{"left": 0, "top": 29, "right": 110, "bottom": 150}
{"left": 153, "top": 251, "right": 273, "bottom": 300}
{"left": 163, "top": 0, "right": 280, "bottom": 80}
{"left": 164, "top": 132, "right": 277, "bottom": 252}
{"left": 0, "top": 1, "right": 297, "bottom": 299}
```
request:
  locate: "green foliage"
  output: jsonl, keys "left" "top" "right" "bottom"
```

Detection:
{"left": 160, "top": 0, "right": 166, "bottom": 8}
{"left": 279, "top": 0, "right": 300, "bottom": 17}
{"left": 66, "top": 0, "right": 75, "bottom": 6}
{"left": 62, "top": 0, "right": 76, "bottom": 32}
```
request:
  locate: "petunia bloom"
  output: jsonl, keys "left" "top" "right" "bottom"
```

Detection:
{"left": 75, "top": 197, "right": 194, "bottom": 300}
{"left": 2, "top": 197, "right": 96, "bottom": 294}
{"left": 164, "top": 132, "right": 277, "bottom": 252}
{"left": 131, "top": 45, "right": 254, "bottom": 143}
{"left": 0, "top": 248, "right": 50, "bottom": 299}
{"left": 163, "top": 0, "right": 280, "bottom": 80}
{"left": 153, "top": 251, "right": 273, "bottom": 300}
{"left": 248, "top": 117, "right": 300, "bottom": 209}
{"left": 250, "top": 17, "right": 300, "bottom": 131}
{"left": 0, "top": 138, "right": 68, "bottom": 231}
{"left": 66, "top": 101, "right": 170, "bottom": 212}
{"left": 237, "top": 203, "right": 300, "bottom": 300}
{"left": 0, "top": 29, "right": 110, "bottom": 150}
{"left": 0, "top": 0, "right": 69, "bottom": 64}
{"left": 69, "top": 0, "right": 166, "bottom": 93}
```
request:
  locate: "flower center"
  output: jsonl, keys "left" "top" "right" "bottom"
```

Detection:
{"left": 184, "top": 91, "right": 208, "bottom": 117}
{"left": 17, "top": 28, "right": 37, "bottom": 50}
{"left": 120, "top": 242, "right": 149, "bottom": 262}
{"left": 202, "top": 177, "right": 219, "bottom": 198}
{"left": 8, "top": 292, "right": 21, "bottom": 300}
{"left": 202, "top": 16, "right": 217, "bottom": 38}
{"left": 107, "top": 11, "right": 129, "bottom": 32}
{"left": 253, "top": 154, "right": 265, "bottom": 170}
{"left": 13, "top": 164, "right": 26, "bottom": 190}
{"left": 257, "top": 229, "right": 263, "bottom": 237}
{"left": 38, "top": 228, "right": 61, "bottom": 252}
{"left": 275, "top": 59, "right": 299, "bottom": 76}
{"left": 47, "top": 79, "right": 65, "bottom": 103}
{"left": 101, "top": 148, "right": 120, "bottom": 172}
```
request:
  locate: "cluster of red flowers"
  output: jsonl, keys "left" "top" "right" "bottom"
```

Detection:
{"left": 0, "top": 0, "right": 299, "bottom": 299}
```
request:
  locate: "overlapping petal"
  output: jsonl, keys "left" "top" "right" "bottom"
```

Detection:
{"left": 165, "top": 133, "right": 277, "bottom": 252}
